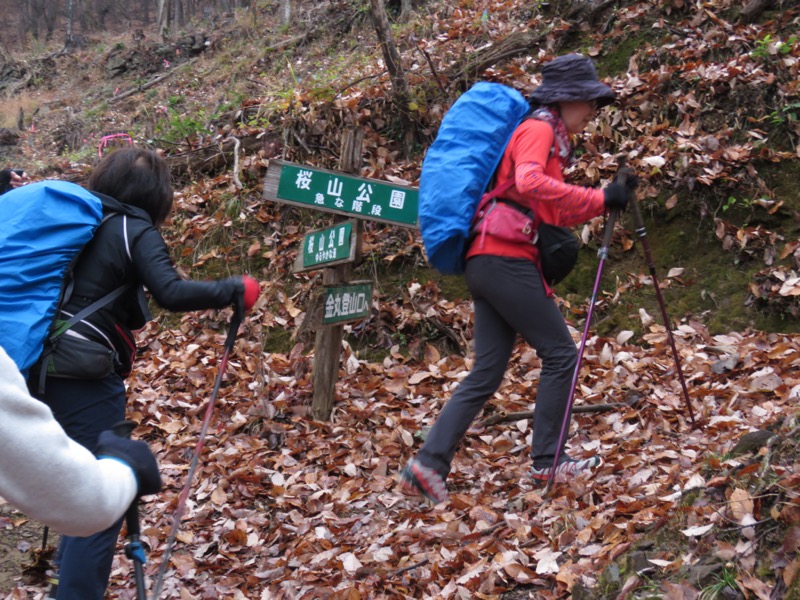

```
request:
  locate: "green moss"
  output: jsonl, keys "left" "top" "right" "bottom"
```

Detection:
{"left": 559, "top": 196, "right": 798, "bottom": 337}
{"left": 596, "top": 30, "right": 650, "bottom": 77}
{"left": 262, "top": 324, "right": 297, "bottom": 354}
{"left": 432, "top": 272, "right": 470, "bottom": 301}
{"left": 787, "top": 573, "right": 800, "bottom": 600}
{"left": 759, "top": 158, "right": 800, "bottom": 223}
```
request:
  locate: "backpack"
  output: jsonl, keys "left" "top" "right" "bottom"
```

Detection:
{"left": 418, "top": 82, "right": 532, "bottom": 275}
{"left": 0, "top": 180, "right": 129, "bottom": 379}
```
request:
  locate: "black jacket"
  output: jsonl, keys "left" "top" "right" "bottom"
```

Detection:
{"left": 63, "top": 196, "right": 241, "bottom": 375}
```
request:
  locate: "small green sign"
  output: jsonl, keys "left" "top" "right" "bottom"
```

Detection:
{"left": 302, "top": 221, "right": 354, "bottom": 269}
{"left": 322, "top": 283, "right": 372, "bottom": 325}
{"left": 273, "top": 162, "right": 418, "bottom": 227}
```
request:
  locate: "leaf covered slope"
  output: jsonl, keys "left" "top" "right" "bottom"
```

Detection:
{"left": 3, "top": 0, "right": 800, "bottom": 598}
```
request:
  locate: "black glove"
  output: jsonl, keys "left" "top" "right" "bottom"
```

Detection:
{"left": 617, "top": 166, "right": 639, "bottom": 192}
{"left": 0, "top": 169, "right": 24, "bottom": 196}
{"left": 226, "top": 276, "right": 246, "bottom": 320}
{"left": 603, "top": 181, "right": 629, "bottom": 211}
{"left": 603, "top": 167, "right": 639, "bottom": 212}
{"left": 96, "top": 430, "right": 162, "bottom": 497}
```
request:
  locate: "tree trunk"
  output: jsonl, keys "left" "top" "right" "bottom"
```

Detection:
{"left": 172, "top": 0, "right": 184, "bottom": 32}
{"left": 156, "top": 0, "right": 169, "bottom": 39}
{"left": 20, "top": 0, "right": 34, "bottom": 45}
{"left": 66, "top": 0, "right": 75, "bottom": 46}
{"left": 78, "top": 0, "right": 89, "bottom": 33}
{"left": 368, "top": 0, "right": 415, "bottom": 156}
{"left": 740, "top": 0, "right": 773, "bottom": 23}
{"left": 280, "top": 0, "right": 291, "bottom": 27}
{"left": 44, "top": 1, "right": 58, "bottom": 41}
{"left": 445, "top": 29, "right": 547, "bottom": 84}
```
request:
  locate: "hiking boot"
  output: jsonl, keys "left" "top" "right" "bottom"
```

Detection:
{"left": 397, "top": 458, "right": 449, "bottom": 505}
{"left": 530, "top": 455, "right": 604, "bottom": 483}
{"left": 47, "top": 576, "right": 58, "bottom": 600}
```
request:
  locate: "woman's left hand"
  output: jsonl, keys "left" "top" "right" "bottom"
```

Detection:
{"left": 9, "top": 170, "right": 30, "bottom": 188}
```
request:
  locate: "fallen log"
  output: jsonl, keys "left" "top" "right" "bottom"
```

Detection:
{"left": 480, "top": 392, "right": 643, "bottom": 427}
{"left": 740, "top": 0, "right": 773, "bottom": 23}
{"left": 445, "top": 30, "right": 547, "bottom": 84}
{"left": 108, "top": 57, "right": 200, "bottom": 104}
{"left": 162, "top": 132, "right": 279, "bottom": 181}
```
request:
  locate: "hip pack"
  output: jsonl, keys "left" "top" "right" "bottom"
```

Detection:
{"left": 471, "top": 187, "right": 580, "bottom": 286}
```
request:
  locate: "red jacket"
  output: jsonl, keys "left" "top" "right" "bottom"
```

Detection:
{"left": 466, "top": 118, "right": 605, "bottom": 263}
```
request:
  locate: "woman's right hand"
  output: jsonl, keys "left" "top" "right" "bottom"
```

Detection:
{"left": 603, "top": 169, "right": 638, "bottom": 211}
{"left": 232, "top": 275, "right": 261, "bottom": 318}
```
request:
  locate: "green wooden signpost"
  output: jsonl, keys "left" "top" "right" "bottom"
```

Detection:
{"left": 264, "top": 159, "right": 419, "bottom": 228}
{"left": 262, "top": 151, "right": 419, "bottom": 422}
{"left": 321, "top": 282, "right": 373, "bottom": 325}
{"left": 294, "top": 220, "right": 357, "bottom": 273}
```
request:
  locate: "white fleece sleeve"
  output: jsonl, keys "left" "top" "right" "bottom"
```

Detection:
{"left": 0, "top": 346, "right": 138, "bottom": 536}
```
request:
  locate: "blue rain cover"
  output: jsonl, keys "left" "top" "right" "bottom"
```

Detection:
{"left": 418, "top": 82, "right": 531, "bottom": 275}
{"left": 0, "top": 180, "right": 104, "bottom": 376}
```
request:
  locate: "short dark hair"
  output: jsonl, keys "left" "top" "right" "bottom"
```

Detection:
{"left": 87, "top": 148, "right": 173, "bottom": 226}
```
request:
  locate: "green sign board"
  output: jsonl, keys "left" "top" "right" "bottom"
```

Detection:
{"left": 266, "top": 161, "right": 418, "bottom": 228}
{"left": 322, "top": 283, "right": 372, "bottom": 325}
{"left": 301, "top": 221, "right": 354, "bottom": 270}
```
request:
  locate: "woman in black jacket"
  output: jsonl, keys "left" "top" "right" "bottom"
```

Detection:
{"left": 36, "top": 148, "right": 259, "bottom": 600}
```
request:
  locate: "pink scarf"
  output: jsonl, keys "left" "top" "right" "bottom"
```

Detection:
{"left": 530, "top": 106, "right": 574, "bottom": 167}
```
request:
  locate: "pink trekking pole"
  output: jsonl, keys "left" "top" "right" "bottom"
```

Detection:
{"left": 149, "top": 312, "right": 242, "bottom": 599}
{"left": 544, "top": 160, "right": 629, "bottom": 495}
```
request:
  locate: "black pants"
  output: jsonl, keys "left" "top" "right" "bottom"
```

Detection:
{"left": 36, "top": 375, "right": 127, "bottom": 600}
{"left": 417, "top": 255, "right": 578, "bottom": 477}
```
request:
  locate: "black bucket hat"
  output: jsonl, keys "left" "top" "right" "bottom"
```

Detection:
{"left": 528, "top": 53, "right": 616, "bottom": 108}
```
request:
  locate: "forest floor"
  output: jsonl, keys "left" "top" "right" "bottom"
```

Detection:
{"left": 0, "top": 502, "right": 53, "bottom": 594}
{"left": 0, "top": 0, "right": 799, "bottom": 598}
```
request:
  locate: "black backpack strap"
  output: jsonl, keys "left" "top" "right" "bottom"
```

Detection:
{"left": 59, "top": 212, "right": 120, "bottom": 309}
{"left": 51, "top": 283, "right": 133, "bottom": 339}
{"left": 37, "top": 283, "right": 133, "bottom": 394}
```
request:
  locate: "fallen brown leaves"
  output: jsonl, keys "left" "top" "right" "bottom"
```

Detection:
{"left": 78, "top": 301, "right": 795, "bottom": 599}
{"left": 3, "top": 0, "right": 799, "bottom": 598}
{"left": 92, "top": 1, "right": 800, "bottom": 595}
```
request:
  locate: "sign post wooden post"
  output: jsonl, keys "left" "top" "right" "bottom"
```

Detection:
{"left": 311, "top": 261, "right": 347, "bottom": 420}
{"left": 262, "top": 128, "right": 418, "bottom": 420}
{"left": 312, "top": 128, "right": 360, "bottom": 420}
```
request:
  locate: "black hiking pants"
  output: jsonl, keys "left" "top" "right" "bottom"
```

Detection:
{"left": 34, "top": 374, "right": 126, "bottom": 600}
{"left": 417, "top": 255, "right": 578, "bottom": 477}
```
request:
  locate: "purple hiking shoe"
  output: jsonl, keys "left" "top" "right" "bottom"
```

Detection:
{"left": 397, "top": 458, "right": 449, "bottom": 505}
{"left": 530, "top": 455, "right": 604, "bottom": 483}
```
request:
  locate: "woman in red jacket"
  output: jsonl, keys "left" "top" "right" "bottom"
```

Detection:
{"left": 399, "top": 54, "right": 635, "bottom": 505}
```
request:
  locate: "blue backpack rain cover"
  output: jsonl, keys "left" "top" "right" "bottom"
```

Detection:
{"left": 0, "top": 180, "right": 105, "bottom": 376}
{"left": 418, "top": 82, "right": 531, "bottom": 275}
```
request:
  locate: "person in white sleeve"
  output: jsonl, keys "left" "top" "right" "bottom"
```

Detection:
{"left": 0, "top": 345, "right": 160, "bottom": 537}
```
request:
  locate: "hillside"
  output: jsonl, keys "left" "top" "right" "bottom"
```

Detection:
{"left": 0, "top": 0, "right": 799, "bottom": 598}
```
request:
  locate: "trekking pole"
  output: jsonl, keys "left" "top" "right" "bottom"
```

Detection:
{"left": 544, "top": 162, "right": 628, "bottom": 495}
{"left": 626, "top": 190, "right": 697, "bottom": 428}
{"left": 149, "top": 312, "right": 243, "bottom": 600}
{"left": 111, "top": 420, "right": 147, "bottom": 600}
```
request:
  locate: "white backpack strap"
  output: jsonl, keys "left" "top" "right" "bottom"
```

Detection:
{"left": 122, "top": 215, "right": 132, "bottom": 261}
